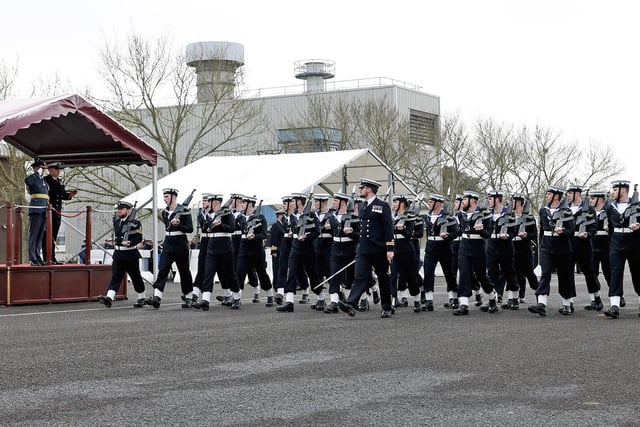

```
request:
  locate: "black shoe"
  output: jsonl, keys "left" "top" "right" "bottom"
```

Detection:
{"left": 252, "top": 294, "right": 260, "bottom": 303}
{"left": 314, "top": 299, "right": 326, "bottom": 311}
{"left": 381, "top": 309, "right": 392, "bottom": 318}
{"left": 479, "top": 299, "right": 498, "bottom": 313}
{"left": 276, "top": 302, "right": 294, "bottom": 312}
{"left": 398, "top": 297, "right": 409, "bottom": 307}
{"left": 338, "top": 301, "right": 357, "bottom": 317}
{"left": 230, "top": 299, "right": 241, "bottom": 309}
{"left": 98, "top": 295, "right": 112, "bottom": 308}
{"left": 357, "top": 298, "right": 369, "bottom": 311}
{"left": 274, "top": 293, "right": 284, "bottom": 306}
{"left": 527, "top": 303, "right": 546, "bottom": 316}
{"left": 146, "top": 296, "right": 161, "bottom": 309}
{"left": 181, "top": 297, "right": 194, "bottom": 308}
{"left": 299, "top": 294, "right": 310, "bottom": 304}
{"left": 265, "top": 296, "right": 274, "bottom": 307}
{"left": 501, "top": 299, "right": 512, "bottom": 310}
{"left": 443, "top": 298, "right": 458, "bottom": 309}
{"left": 133, "top": 298, "right": 146, "bottom": 308}
{"left": 604, "top": 305, "right": 620, "bottom": 319}
{"left": 422, "top": 300, "right": 434, "bottom": 312}
{"left": 371, "top": 289, "right": 380, "bottom": 304}
{"left": 558, "top": 305, "right": 573, "bottom": 315}
{"left": 620, "top": 296, "right": 626, "bottom": 307}
{"left": 420, "top": 290, "right": 427, "bottom": 305}
{"left": 221, "top": 296, "right": 232, "bottom": 307}
{"left": 30, "top": 261, "right": 44, "bottom": 266}
{"left": 413, "top": 301, "right": 422, "bottom": 313}
{"left": 509, "top": 299, "right": 520, "bottom": 310}
{"left": 585, "top": 297, "right": 604, "bottom": 311}
{"left": 192, "top": 300, "right": 210, "bottom": 311}
{"left": 324, "top": 302, "right": 339, "bottom": 313}
{"left": 475, "top": 294, "right": 483, "bottom": 307}
{"left": 215, "top": 295, "right": 225, "bottom": 302}
{"left": 453, "top": 305, "right": 469, "bottom": 316}
{"left": 497, "top": 295, "right": 503, "bottom": 305}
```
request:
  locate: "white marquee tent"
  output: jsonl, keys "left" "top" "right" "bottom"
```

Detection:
{"left": 123, "top": 149, "right": 418, "bottom": 208}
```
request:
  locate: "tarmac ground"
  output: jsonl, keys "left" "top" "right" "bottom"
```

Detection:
{"left": 1, "top": 270, "right": 639, "bottom": 426}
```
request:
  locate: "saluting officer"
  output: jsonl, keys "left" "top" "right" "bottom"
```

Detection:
{"left": 423, "top": 193, "right": 459, "bottom": 311}
{"left": 528, "top": 185, "right": 575, "bottom": 316}
{"left": 43, "top": 162, "right": 77, "bottom": 264}
{"left": 146, "top": 188, "right": 195, "bottom": 309}
{"left": 566, "top": 184, "right": 603, "bottom": 312}
{"left": 324, "top": 192, "right": 359, "bottom": 313}
{"left": 453, "top": 191, "right": 498, "bottom": 315}
{"left": 25, "top": 158, "right": 49, "bottom": 266}
{"left": 604, "top": 180, "right": 640, "bottom": 318}
{"left": 193, "top": 194, "right": 241, "bottom": 311}
{"left": 98, "top": 200, "right": 147, "bottom": 308}
{"left": 338, "top": 178, "right": 395, "bottom": 318}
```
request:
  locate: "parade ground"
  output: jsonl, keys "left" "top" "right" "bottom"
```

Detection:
{"left": 1, "top": 271, "right": 639, "bottom": 426}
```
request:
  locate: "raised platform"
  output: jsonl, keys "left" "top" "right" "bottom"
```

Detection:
{"left": 0, "top": 263, "right": 127, "bottom": 306}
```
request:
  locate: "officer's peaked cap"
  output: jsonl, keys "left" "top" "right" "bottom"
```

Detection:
{"left": 48, "top": 162, "right": 64, "bottom": 169}
{"left": 31, "top": 158, "right": 47, "bottom": 168}
{"left": 359, "top": 178, "right": 381, "bottom": 190}
{"left": 117, "top": 200, "right": 133, "bottom": 209}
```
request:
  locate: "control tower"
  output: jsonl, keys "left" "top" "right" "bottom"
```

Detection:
{"left": 294, "top": 60, "right": 335, "bottom": 93}
{"left": 186, "top": 41, "right": 245, "bottom": 102}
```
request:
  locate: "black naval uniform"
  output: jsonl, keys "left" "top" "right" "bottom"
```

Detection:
{"left": 535, "top": 204, "right": 575, "bottom": 303}
{"left": 199, "top": 208, "right": 240, "bottom": 303}
{"left": 592, "top": 206, "right": 611, "bottom": 286}
{"left": 43, "top": 173, "right": 73, "bottom": 263}
{"left": 105, "top": 214, "right": 145, "bottom": 296}
{"left": 513, "top": 211, "right": 540, "bottom": 300}
{"left": 487, "top": 207, "right": 519, "bottom": 303}
{"left": 569, "top": 202, "right": 602, "bottom": 298}
{"left": 423, "top": 209, "right": 459, "bottom": 306}
{"left": 328, "top": 210, "right": 359, "bottom": 296}
{"left": 606, "top": 201, "right": 640, "bottom": 302}
{"left": 456, "top": 208, "right": 496, "bottom": 308}
{"left": 153, "top": 203, "right": 194, "bottom": 296}
{"left": 390, "top": 212, "right": 422, "bottom": 310}
{"left": 284, "top": 211, "right": 321, "bottom": 296}
{"left": 276, "top": 213, "right": 294, "bottom": 296}
{"left": 192, "top": 206, "right": 211, "bottom": 294}
{"left": 314, "top": 210, "right": 334, "bottom": 286}
{"left": 236, "top": 210, "right": 273, "bottom": 292}
{"left": 269, "top": 217, "right": 285, "bottom": 289}
{"left": 25, "top": 169, "right": 49, "bottom": 265}
{"left": 344, "top": 196, "right": 395, "bottom": 313}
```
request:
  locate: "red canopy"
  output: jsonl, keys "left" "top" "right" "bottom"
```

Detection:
{"left": 0, "top": 94, "right": 157, "bottom": 167}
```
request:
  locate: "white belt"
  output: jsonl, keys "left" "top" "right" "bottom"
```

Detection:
{"left": 454, "top": 236, "right": 462, "bottom": 241}
{"left": 596, "top": 230, "right": 608, "bottom": 236}
{"left": 613, "top": 227, "right": 633, "bottom": 233}
{"left": 490, "top": 233, "right": 501, "bottom": 239}
{"left": 333, "top": 237, "right": 353, "bottom": 242}
{"left": 213, "top": 232, "right": 231, "bottom": 238}
{"left": 462, "top": 234, "right": 483, "bottom": 240}
{"left": 201, "top": 233, "right": 214, "bottom": 238}
{"left": 428, "top": 236, "right": 444, "bottom": 241}
{"left": 115, "top": 245, "right": 136, "bottom": 251}
{"left": 320, "top": 233, "right": 332, "bottom": 238}
{"left": 513, "top": 236, "right": 523, "bottom": 241}
{"left": 394, "top": 234, "right": 405, "bottom": 239}
{"left": 232, "top": 230, "right": 242, "bottom": 235}
{"left": 543, "top": 231, "right": 564, "bottom": 237}
{"left": 166, "top": 231, "right": 186, "bottom": 236}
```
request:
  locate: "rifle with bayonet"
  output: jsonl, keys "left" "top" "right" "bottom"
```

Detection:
{"left": 246, "top": 199, "right": 264, "bottom": 236}
{"left": 297, "top": 186, "right": 318, "bottom": 237}
{"left": 343, "top": 185, "right": 359, "bottom": 231}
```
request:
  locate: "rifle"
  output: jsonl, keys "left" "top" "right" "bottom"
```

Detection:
{"left": 297, "top": 186, "right": 316, "bottom": 237}
{"left": 472, "top": 198, "right": 490, "bottom": 228}
{"left": 434, "top": 195, "right": 456, "bottom": 235}
{"left": 167, "top": 188, "right": 196, "bottom": 230}
{"left": 122, "top": 201, "right": 138, "bottom": 244}
{"left": 576, "top": 191, "right": 595, "bottom": 234}
{"left": 498, "top": 199, "right": 517, "bottom": 235}
{"left": 344, "top": 185, "right": 359, "bottom": 230}
{"left": 517, "top": 199, "right": 535, "bottom": 235}
{"left": 551, "top": 195, "right": 572, "bottom": 233}
{"left": 246, "top": 199, "right": 264, "bottom": 235}
{"left": 625, "top": 184, "right": 640, "bottom": 224}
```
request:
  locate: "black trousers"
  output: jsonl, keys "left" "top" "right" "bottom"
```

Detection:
{"left": 153, "top": 251, "right": 193, "bottom": 295}
{"left": 42, "top": 213, "right": 62, "bottom": 262}
{"left": 108, "top": 258, "right": 145, "bottom": 294}
{"left": 347, "top": 251, "right": 391, "bottom": 311}
{"left": 570, "top": 240, "right": 601, "bottom": 294}
{"left": 236, "top": 248, "right": 272, "bottom": 291}
{"left": 423, "top": 243, "right": 457, "bottom": 293}
{"left": 537, "top": 249, "right": 574, "bottom": 299}
{"left": 203, "top": 251, "right": 239, "bottom": 293}
{"left": 592, "top": 249, "right": 611, "bottom": 287}
{"left": 285, "top": 248, "right": 318, "bottom": 295}
{"left": 329, "top": 253, "right": 355, "bottom": 294}
{"left": 192, "top": 237, "right": 209, "bottom": 290}
{"left": 28, "top": 212, "right": 46, "bottom": 263}
{"left": 458, "top": 240, "right": 494, "bottom": 298}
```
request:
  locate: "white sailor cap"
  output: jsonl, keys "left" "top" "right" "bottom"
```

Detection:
{"left": 611, "top": 180, "right": 631, "bottom": 189}
{"left": 163, "top": 188, "right": 179, "bottom": 196}
{"left": 332, "top": 192, "right": 350, "bottom": 201}
{"left": 487, "top": 189, "right": 505, "bottom": 197}
{"left": 566, "top": 184, "right": 584, "bottom": 192}
{"left": 546, "top": 185, "right": 565, "bottom": 195}
{"left": 313, "top": 193, "right": 330, "bottom": 201}
{"left": 463, "top": 190, "right": 480, "bottom": 200}
{"left": 429, "top": 193, "right": 445, "bottom": 202}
